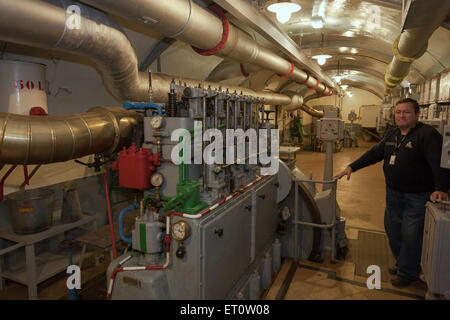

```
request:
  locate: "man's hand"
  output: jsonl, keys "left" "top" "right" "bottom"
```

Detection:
{"left": 334, "top": 166, "right": 352, "bottom": 181}
{"left": 430, "top": 191, "right": 449, "bottom": 202}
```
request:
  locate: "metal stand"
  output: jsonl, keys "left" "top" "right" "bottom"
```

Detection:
{"left": 293, "top": 178, "right": 338, "bottom": 264}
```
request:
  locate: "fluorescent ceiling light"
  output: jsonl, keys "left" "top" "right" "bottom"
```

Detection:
{"left": 346, "top": 91, "right": 353, "bottom": 97}
{"left": 340, "top": 84, "right": 349, "bottom": 90}
{"left": 311, "top": 16, "right": 323, "bottom": 29}
{"left": 343, "top": 31, "right": 354, "bottom": 37}
{"left": 339, "top": 47, "right": 348, "bottom": 52}
{"left": 333, "top": 75, "right": 342, "bottom": 83}
{"left": 350, "top": 48, "right": 358, "bottom": 54}
{"left": 312, "top": 54, "right": 332, "bottom": 65}
{"left": 267, "top": 1, "right": 301, "bottom": 24}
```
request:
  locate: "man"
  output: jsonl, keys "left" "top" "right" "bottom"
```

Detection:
{"left": 334, "top": 98, "right": 449, "bottom": 287}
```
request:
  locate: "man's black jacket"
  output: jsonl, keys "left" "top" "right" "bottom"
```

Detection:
{"left": 349, "top": 122, "right": 449, "bottom": 193}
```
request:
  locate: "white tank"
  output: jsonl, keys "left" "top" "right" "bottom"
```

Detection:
{"left": 0, "top": 60, "right": 48, "bottom": 115}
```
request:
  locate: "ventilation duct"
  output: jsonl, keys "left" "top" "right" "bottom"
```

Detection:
{"left": 384, "top": 0, "right": 450, "bottom": 94}
{"left": 0, "top": 107, "right": 140, "bottom": 164}
{"left": 78, "top": 0, "right": 334, "bottom": 96}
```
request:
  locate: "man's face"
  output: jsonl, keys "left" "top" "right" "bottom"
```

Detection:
{"left": 395, "top": 102, "right": 419, "bottom": 129}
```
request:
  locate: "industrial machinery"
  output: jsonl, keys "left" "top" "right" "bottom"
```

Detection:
{"left": 102, "top": 82, "right": 339, "bottom": 300}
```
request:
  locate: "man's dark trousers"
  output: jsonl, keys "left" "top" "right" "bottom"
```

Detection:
{"left": 384, "top": 187, "right": 431, "bottom": 279}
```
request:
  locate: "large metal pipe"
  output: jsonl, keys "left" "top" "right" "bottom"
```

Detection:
{"left": 0, "top": 0, "right": 311, "bottom": 166}
{"left": 384, "top": 0, "right": 450, "bottom": 94}
{"left": 150, "top": 72, "right": 292, "bottom": 106}
{"left": 78, "top": 0, "right": 333, "bottom": 96}
{"left": 0, "top": 0, "right": 148, "bottom": 102}
{"left": 283, "top": 93, "right": 324, "bottom": 118}
{"left": 0, "top": 107, "right": 140, "bottom": 164}
{"left": 0, "top": 0, "right": 302, "bottom": 107}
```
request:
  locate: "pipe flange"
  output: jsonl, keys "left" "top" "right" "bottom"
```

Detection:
{"left": 88, "top": 107, "right": 122, "bottom": 155}
{"left": 393, "top": 34, "right": 428, "bottom": 63}
{"left": 384, "top": 63, "right": 410, "bottom": 88}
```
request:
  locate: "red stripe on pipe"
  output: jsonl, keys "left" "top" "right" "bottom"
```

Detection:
{"left": 296, "top": 74, "right": 310, "bottom": 85}
{"left": 192, "top": 6, "right": 230, "bottom": 56}
{"left": 308, "top": 79, "right": 320, "bottom": 90}
{"left": 279, "top": 62, "right": 295, "bottom": 78}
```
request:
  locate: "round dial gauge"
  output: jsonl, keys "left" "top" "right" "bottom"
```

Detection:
{"left": 151, "top": 115, "right": 164, "bottom": 129}
{"left": 150, "top": 172, "right": 164, "bottom": 187}
{"left": 171, "top": 221, "right": 191, "bottom": 241}
{"left": 280, "top": 206, "right": 291, "bottom": 221}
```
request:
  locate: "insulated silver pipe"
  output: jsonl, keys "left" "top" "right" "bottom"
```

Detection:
{"left": 0, "top": 0, "right": 147, "bottom": 102}
{"left": 384, "top": 0, "right": 450, "bottom": 94}
{"left": 0, "top": 0, "right": 304, "bottom": 107}
{"left": 78, "top": 0, "right": 333, "bottom": 95}
{"left": 0, "top": 0, "right": 313, "bottom": 166}
{"left": 0, "top": 107, "right": 140, "bottom": 164}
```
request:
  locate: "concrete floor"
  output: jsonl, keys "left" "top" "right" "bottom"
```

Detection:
{"left": 0, "top": 139, "right": 428, "bottom": 300}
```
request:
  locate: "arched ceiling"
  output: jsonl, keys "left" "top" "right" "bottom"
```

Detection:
{"left": 273, "top": 0, "right": 449, "bottom": 95}
{"left": 204, "top": 0, "right": 448, "bottom": 100}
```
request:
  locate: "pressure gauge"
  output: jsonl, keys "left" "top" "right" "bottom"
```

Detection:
{"left": 150, "top": 172, "right": 164, "bottom": 187}
{"left": 280, "top": 206, "right": 291, "bottom": 221}
{"left": 171, "top": 221, "right": 191, "bottom": 241}
{"left": 151, "top": 115, "right": 164, "bottom": 129}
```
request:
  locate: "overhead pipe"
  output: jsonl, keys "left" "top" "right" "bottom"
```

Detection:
{"left": 0, "top": 0, "right": 306, "bottom": 167}
{"left": 0, "top": 0, "right": 306, "bottom": 107}
{"left": 0, "top": 107, "right": 140, "bottom": 164}
{"left": 384, "top": 0, "right": 450, "bottom": 94}
{"left": 77, "top": 0, "right": 334, "bottom": 96}
{"left": 0, "top": 0, "right": 148, "bottom": 102}
{"left": 282, "top": 91, "right": 325, "bottom": 117}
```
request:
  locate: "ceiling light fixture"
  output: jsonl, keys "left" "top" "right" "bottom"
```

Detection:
{"left": 312, "top": 54, "right": 332, "bottom": 65}
{"left": 350, "top": 48, "right": 358, "bottom": 54}
{"left": 267, "top": 1, "right": 301, "bottom": 24}
{"left": 340, "top": 84, "right": 349, "bottom": 90}
{"left": 312, "top": 33, "right": 331, "bottom": 65}
{"left": 311, "top": 16, "right": 323, "bottom": 29}
{"left": 343, "top": 31, "right": 354, "bottom": 37}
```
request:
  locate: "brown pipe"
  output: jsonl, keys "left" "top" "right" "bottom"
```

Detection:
{"left": 0, "top": 107, "right": 140, "bottom": 165}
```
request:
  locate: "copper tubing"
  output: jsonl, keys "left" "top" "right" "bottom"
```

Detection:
{"left": 0, "top": 107, "right": 140, "bottom": 164}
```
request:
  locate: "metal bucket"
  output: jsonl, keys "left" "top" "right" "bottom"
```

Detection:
{"left": 6, "top": 188, "right": 55, "bottom": 234}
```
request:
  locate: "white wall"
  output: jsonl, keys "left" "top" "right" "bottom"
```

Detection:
{"left": 302, "top": 88, "right": 382, "bottom": 125}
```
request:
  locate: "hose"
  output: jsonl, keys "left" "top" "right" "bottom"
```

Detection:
{"left": 118, "top": 203, "right": 139, "bottom": 244}
{"left": 104, "top": 168, "right": 117, "bottom": 259}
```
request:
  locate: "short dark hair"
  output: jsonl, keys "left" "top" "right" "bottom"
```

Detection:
{"left": 395, "top": 98, "right": 419, "bottom": 114}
